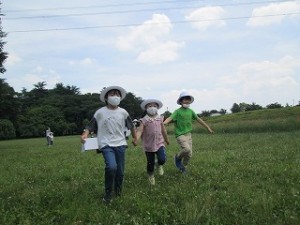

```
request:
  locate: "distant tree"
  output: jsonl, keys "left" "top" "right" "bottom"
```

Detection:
{"left": 51, "top": 83, "right": 81, "bottom": 95}
{"left": 0, "top": 2, "right": 8, "bottom": 74}
{"left": 219, "top": 109, "right": 227, "bottom": 115}
{"left": 0, "top": 78, "right": 19, "bottom": 121}
{"left": 200, "top": 110, "right": 211, "bottom": 117}
{"left": 239, "top": 102, "right": 249, "bottom": 112}
{"left": 231, "top": 103, "right": 241, "bottom": 113}
{"left": 245, "top": 102, "right": 263, "bottom": 111}
{"left": 16, "top": 105, "right": 67, "bottom": 137}
{"left": 120, "top": 92, "right": 143, "bottom": 119}
{"left": 0, "top": 119, "right": 16, "bottom": 140}
{"left": 266, "top": 102, "right": 283, "bottom": 109}
{"left": 162, "top": 110, "right": 171, "bottom": 120}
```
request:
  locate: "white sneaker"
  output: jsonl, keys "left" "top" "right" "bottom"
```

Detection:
{"left": 158, "top": 165, "right": 164, "bottom": 176}
{"left": 148, "top": 175, "right": 155, "bottom": 185}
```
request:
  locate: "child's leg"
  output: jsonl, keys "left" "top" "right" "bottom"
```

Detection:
{"left": 156, "top": 146, "right": 167, "bottom": 166}
{"left": 145, "top": 152, "right": 156, "bottom": 175}
{"left": 176, "top": 133, "right": 192, "bottom": 166}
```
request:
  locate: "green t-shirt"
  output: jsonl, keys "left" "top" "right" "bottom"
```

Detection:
{"left": 171, "top": 107, "right": 197, "bottom": 137}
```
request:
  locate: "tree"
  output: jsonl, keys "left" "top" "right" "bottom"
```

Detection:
{"left": 0, "top": 78, "right": 19, "bottom": 121}
{"left": 0, "top": 119, "right": 16, "bottom": 139}
{"left": 219, "top": 109, "right": 227, "bottom": 115}
{"left": 245, "top": 102, "right": 263, "bottom": 111}
{"left": 0, "top": 2, "right": 8, "bottom": 74}
{"left": 231, "top": 103, "right": 241, "bottom": 113}
{"left": 16, "top": 105, "right": 67, "bottom": 137}
{"left": 266, "top": 102, "right": 283, "bottom": 109}
{"left": 200, "top": 110, "right": 211, "bottom": 117}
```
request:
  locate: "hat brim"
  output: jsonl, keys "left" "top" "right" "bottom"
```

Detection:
{"left": 100, "top": 86, "right": 127, "bottom": 102}
{"left": 177, "top": 95, "right": 194, "bottom": 105}
{"left": 141, "top": 99, "right": 163, "bottom": 110}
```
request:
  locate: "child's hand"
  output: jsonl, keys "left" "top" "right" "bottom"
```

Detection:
{"left": 80, "top": 134, "right": 87, "bottom": 143}
{"left": 165, "top": 139, "right": 170, "bottom": 145}
{"left": 132, "top": 138, "right": 138, "bottom": 146}
{"left": 208, "top": 128, "right": 214, "bottom": 134}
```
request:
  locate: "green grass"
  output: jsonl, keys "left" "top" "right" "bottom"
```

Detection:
{"left": 1, "top": 132, "right": 299, "bottom": 225}
{"left": 190, "top": 106, "right": 300, "bottom": 134}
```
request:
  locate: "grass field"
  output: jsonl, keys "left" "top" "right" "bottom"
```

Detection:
{"left": 0, "top": 131, "right": 299, "bottom": 225}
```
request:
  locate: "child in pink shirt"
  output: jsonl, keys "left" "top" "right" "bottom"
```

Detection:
{"left": 133, "top": 99, "right": 169, "bottom": 185}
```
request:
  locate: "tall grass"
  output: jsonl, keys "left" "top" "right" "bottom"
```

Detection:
{"left": 1, "top": 132, "right": 299, "bottom": 225}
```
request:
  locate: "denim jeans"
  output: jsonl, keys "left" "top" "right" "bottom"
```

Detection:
{"left": 145, "top": 146, "right": 167, "bottom": 175}
{"left": 101, "top": 145, "right": 126, "bottom": 196}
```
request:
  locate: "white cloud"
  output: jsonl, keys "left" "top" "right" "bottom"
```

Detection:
{"left": 80, "top": 58, "right": 94, "bottom": 65}
{"left": 247, "top": 1, "right": 300, "bottom": 27}
{"left": 137, "top": 41, "right": 185, "bottom": 64}
{"left": 116, "top": 14, "right": 172, "bottom": 51}
{"left": 220, "top": 56, "right": 300, "bottom": 106}
{"left": 185, "top": 6, "right": 226, "bottom": 30}
{"left": 4, "top": 52, "right": 22, "bottom": 66}
{"left": 115, "top": 13, "right": 184, "bottom": 64}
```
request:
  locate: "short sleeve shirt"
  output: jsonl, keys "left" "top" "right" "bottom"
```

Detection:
{"left": 93, "top": 106, "right": 129, "bottom": 149}
{"left": 140, "top": 115, "right": 165, "bottom": 152}
{"left": 171, "top": 107, "right": 197, "bottom": 137}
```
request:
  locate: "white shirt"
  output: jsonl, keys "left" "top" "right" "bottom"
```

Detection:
{"left": 94, "top": 106, "right": 129, "bottom": 149}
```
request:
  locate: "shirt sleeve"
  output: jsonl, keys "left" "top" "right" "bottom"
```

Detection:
{"left": 125, "top": 116, "right": 135, "bottom": 130}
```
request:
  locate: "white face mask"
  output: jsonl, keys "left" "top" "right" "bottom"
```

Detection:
{"left": 146, "top": 107, "right": 158, "bottom": 116}
{"left": 182, "top": 104, "right": 190, "bottom": 108}
{"left": 107, "top": 96, "right": 121, "bottom": 106}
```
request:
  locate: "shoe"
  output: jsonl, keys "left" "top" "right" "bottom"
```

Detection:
{"left": 148, "top": 175, "right": 155, "bottom": 185}
{"left": 180, "top": 166, "right": 186, "bottom": 174}
{"left": 158, "top": 165, "right": 164, "bottom": 176}
{"left": 174, "top": 155, "right": 183, "bottom": 170}
{"left": 102, "top": 193, "right": 112, "bottom": 204}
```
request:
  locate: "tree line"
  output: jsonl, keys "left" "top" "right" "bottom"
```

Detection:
{"left": 0, "top": 80, "right": 147, "bottom": 139}
{"left": 1, "top": 78, "right": 299, "bottom": 140}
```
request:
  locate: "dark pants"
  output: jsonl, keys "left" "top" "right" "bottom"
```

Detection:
{"left": 101, "top": 145, "right": 126, "bottom": 196}
{"left": 145, "top": 146, "right": 166, "bottom": 175}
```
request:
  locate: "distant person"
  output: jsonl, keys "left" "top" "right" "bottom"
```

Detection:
{"left": 163, "top": 91, "right": 214, "bottom": 174}
{"left": 133, "top": 99, "right": 169, "bottom": 185}
{"left": 45, "top": 127, "right": 51, "bottom": 147}
{"left": 49, "top": 132, "right": 54, "bottom": 146}
{"left": 80, "top": 86, "right": 137, "bottom": 204}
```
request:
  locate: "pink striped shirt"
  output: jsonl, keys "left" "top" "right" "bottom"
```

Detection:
{"left": 140, "top": 115, "right": 165, "bottom": 152}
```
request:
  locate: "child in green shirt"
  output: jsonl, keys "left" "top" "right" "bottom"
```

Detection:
{"left": 164, "top": 91, "right": 214, "bottom": 173}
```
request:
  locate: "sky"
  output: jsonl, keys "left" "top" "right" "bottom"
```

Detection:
{"left": 1, "top": 0, "right": 300, "bottom": 114}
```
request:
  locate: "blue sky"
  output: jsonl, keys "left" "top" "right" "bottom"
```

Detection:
{"left": 2, "top": 0, "right": 300, "bottom": 113}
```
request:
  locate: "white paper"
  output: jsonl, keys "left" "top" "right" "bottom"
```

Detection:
{"left": 81, "top": 138, "right": 98, "bottom": 152}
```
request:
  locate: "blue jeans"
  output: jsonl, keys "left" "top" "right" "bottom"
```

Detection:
{"left": 101, "top": 145, "right": 126, "bottom": 196}
{"left": 145, "top": 146, "right": 167, "bottom": 175}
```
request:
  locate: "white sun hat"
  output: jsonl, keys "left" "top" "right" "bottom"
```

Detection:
{"left": 140, "top": 99, "right": 163, "bottom": 110}
{"left": 99, "top": 86, "right": 127, "bottom": 102}
{"left": 177, "top": 91, "right": 194, "bottom": 105}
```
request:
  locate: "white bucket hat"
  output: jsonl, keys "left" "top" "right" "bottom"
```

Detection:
{"left": 140, "top": 99, "right": 163, "bottom": 110}
{"left": 177, "top": 91, "right": 194, "bottom": 105}
{"left": 99, "top": 86, "right": 127, "bottom": 102}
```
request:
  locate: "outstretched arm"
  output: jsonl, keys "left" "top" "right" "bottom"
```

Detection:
{"left": 196, "top": 117, "right": 214, "bottom": 134}
{"left": 132, "top": 123, "right": 144, "bottom": 146}
{"left": 163, "top": 117, "right": 173, "bottom": 125}
{"left": 161, "top": 122, "right": 170, "bottom": 145}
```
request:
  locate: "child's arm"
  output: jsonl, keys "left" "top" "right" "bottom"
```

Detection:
{"left": 132, "top": 123, "right": 144, "bottom": 146}
{"left": 163, "top": 117, "right": 173, "bottom": 125}
{"left": 131, "top": 127, "right": 138, "bottom": 146}
{"left": 161, "top": 122, "right": 170, "bottom": 145}
{"left": 196, "top": 116, "right": 214, "bottom": 134}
